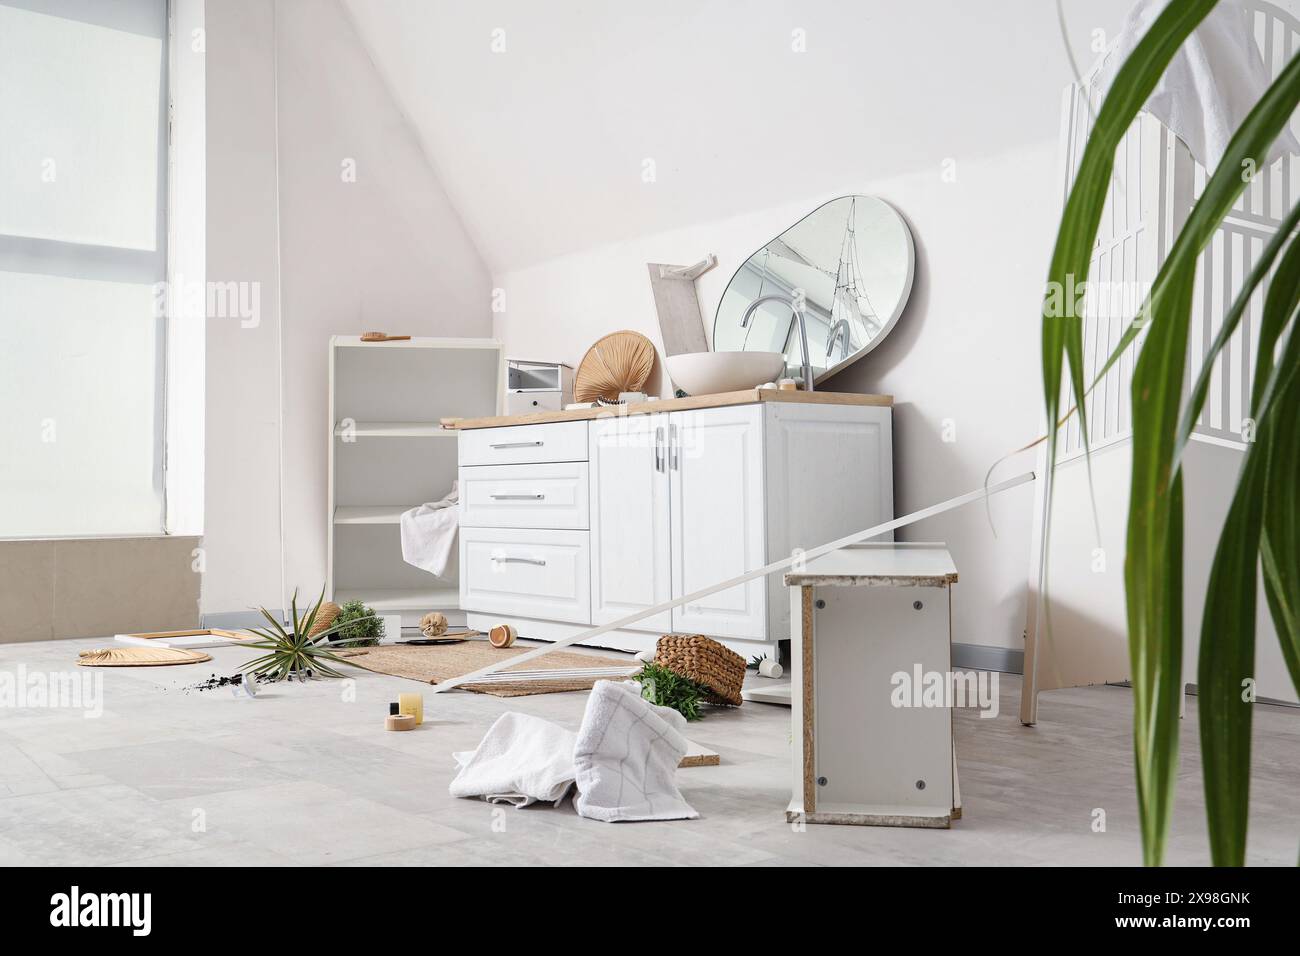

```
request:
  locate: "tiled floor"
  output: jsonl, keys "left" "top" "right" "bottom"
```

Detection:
{"left": 0, "top": 636, "right": 1296, "bottom": 866}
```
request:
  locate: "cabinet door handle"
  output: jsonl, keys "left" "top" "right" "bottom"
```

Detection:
{"left": 488, "top": 439, "right": 544, "bottom": 449}
{"left": 654, "top": 426, "right": 664, "bottom": 472}
{"left": 489, "top": 493, "right": 545, "bottom": 500}
{"left": 493, "top": 555, "right": 547, "bottom": 566}
{"left": 669, "top": 424, "right": 679, "bottom": 470}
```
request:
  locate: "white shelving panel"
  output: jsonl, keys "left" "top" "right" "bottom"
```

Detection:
{"left": 327, "top": 336, "right": 503, "bottom": 626}
{"left": 333, "top": 505, "right": 407, "bottom": 525}
{"left": 333, "top": 421, "right": 456, "bottom": 439}
{"left": 333, "top": 587, "right": 461, "bottom": 613}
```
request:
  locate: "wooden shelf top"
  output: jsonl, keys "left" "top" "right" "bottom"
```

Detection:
{"left": 453, "top": 389, "right": 893, "bottom": 430}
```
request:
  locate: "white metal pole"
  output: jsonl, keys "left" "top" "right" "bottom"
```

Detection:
{"left": 430, "top": 471, "right": 1036, "bottom": 695}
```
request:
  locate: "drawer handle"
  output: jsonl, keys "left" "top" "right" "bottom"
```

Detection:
{"left": 489, "top": 440, "right": 544, "bottom": 449}
{"left": 655, "top": 426, "right": 664, "bottom": 472}
{"left": 489, "top": 493, "right": 546, "bottom": 500}
{"left": 493, "top": 555, "right": 547, "bottom": 566}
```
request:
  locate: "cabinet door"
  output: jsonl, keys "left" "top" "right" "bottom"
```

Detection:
{"left": 589, "top": 413, "right": 672, "bottom": 632}
{"left": 669, "top": 406, "right": 767, "bottom": 639}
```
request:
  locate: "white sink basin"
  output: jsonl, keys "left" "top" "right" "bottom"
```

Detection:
{"left": 665, "top": 351, "right": 787, "bottom": 396}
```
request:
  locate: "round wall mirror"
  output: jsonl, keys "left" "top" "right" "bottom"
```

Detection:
{"left": 712, "top": 195, "right": 914, "bottom": 383}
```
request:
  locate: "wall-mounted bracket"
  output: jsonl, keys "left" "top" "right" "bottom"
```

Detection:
{"left": 656, "top": 254, "right": 717, "bottom": 282}
{"left": 647, "top": 254, "right": 717, "bottom": 358}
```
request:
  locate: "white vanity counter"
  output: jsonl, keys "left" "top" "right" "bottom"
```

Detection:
{"left": 455, "top": 390, "right": 894, "bottom": 658}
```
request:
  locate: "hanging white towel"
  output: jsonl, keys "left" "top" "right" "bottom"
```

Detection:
{"left": 572, "top": 680, "right": 698, "bottom": 822}
{"left": 449, "top": 712, "right": 577, "bottom": 808}
{"left": 1096, "top": 0, "right": 1299, "bottom": 171}
{"left": 400, "top": 482, "right": 459, "bottom": 578}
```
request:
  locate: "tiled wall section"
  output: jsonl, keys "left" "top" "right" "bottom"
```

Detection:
{"left": 0, "top": 537, "right": 201, "bottom": 642}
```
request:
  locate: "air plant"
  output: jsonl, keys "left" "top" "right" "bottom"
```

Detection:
{"left": 241, "top": 588, "right": 366, "bottom": 681}
{"left": 1040, "top": 0, "right": 1300, "bottom": 865}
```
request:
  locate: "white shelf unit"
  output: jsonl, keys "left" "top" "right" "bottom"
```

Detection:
{"left": 327, "top": 336, "right": 503, "bottom": 626}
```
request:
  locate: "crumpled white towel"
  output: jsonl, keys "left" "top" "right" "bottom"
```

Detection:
{"left": 400, "top": 482, "right": 458, "bottom": 578}
{"left": 449, "top": 712, "right": 576, "bottom": 808}
{"left": 572, "top": 680, "right": 698, "bottom": 822}
{"left": 1096, "top": 0, "right": 1300, "bottom": 171}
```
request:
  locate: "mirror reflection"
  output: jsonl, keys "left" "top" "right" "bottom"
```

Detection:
{"left": 713, "top": 196, "right": 915, "bottom": 384}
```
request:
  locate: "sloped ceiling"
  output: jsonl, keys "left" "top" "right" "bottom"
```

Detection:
{"left": 341, "top": 0, "right": 1134, "bottom": 273}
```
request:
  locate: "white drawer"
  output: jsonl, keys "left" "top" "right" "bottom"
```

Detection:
{"left": 459, "top": 528, "right": 591, "bottom": 624}
{"left": 459, "top": 462, "right": 589, "bottom": 530}
{"left": 458, "top": 421, "right": 588, "bottom": 466}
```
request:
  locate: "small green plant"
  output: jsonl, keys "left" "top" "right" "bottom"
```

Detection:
{"left": 242, "top": 588, "right": 354, "bottom": 681}
{"left": 747, "top": 654, "right": 769, "bottom": 671}
{"left": 332, "top": 600, "right": 383, "bottom": 646}
{"left": 632, "top": 662, "right": 709, "bottom": 722}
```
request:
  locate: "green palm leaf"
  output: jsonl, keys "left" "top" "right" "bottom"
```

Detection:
{"left": 1040, "top": 0, "right": 1216, "bottom": 510}
{"left": 1196, "top": 331, "right": 1299, "bottom": 866}
{"left": 1122, "top": 54, "right": 1300, "bottom": 865}
{"left": 1041, "top": 1, "right": 1300, "bottom": 865}
{"left": 1261, "top": 391, "right": 1300, "bottom": 693}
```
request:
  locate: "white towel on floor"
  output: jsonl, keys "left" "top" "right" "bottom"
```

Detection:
{"left": 400, "top": 482, "right": 459, "bottom": 578}
{"left": 572, "top": 680, "right": 698, "bottom": 822}
{"left": 449, "top": 712, "right": 576, "bottom": 808}
{"left": 1096, "top": 0, "right": 1299, "bottom": 171}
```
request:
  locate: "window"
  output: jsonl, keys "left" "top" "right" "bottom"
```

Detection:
{"left": 0, "top": 0, "right": 170, "bottom": 537}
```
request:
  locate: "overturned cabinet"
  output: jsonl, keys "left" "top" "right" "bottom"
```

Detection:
{"left": 785, "top": 543, "right": 961, "bottom": 828}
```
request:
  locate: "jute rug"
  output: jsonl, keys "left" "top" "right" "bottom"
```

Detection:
{"left": 334, "top": 641, "right": 635, "bottom": 697}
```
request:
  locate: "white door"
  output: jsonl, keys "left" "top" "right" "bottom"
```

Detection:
{"left": 589, "top": 413, "right": 672, "bottom": 632}
{"left": 669, "top": 406, "right": 767, "bottom": 639}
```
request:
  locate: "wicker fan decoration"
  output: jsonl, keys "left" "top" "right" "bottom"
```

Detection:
{"left": 307, "top": 601, "right": 341, "bottom": 638}
{"left": 574, "top": 330, "right": 656, "bottom": 403}
{"left": 78, "top": 647, "right": 211, "bottom": 667}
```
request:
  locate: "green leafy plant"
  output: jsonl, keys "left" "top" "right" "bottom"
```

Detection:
{"left": 632, "top": 662, "right": 707, "bottom": 722}
{"left": 747, "top": 654, "right": 769, "bottom": 671}
{"left": 1040, "top": 0, "right": 1300, "bottom": 865}
{"left": 241, "top": 588, "right": 356, "bottom": 681}
{"left": 332, "top": 599, "right": 383, "bottom": 647}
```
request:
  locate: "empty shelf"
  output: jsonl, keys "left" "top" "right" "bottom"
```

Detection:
{"left": 332, "top": 587, "right": 459, "bottom": 611}
{"left": 333, "top": 505, "right": 409, "bottom": 525}
{"left": 333, "top": 421, "right": 456, "bottom": 438}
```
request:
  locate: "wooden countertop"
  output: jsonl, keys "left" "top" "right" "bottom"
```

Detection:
{"left": 784, "top": 543, "right": 958, "bottom": 588}
{"left": 453, "top": 389, "right": 893, "bottom": 430}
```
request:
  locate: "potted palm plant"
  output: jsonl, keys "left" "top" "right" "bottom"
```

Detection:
{"left": 1039, "top": 0, "right": 1300, "bottom": 865}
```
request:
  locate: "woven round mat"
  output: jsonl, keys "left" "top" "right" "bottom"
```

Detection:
{"left": 78, "top": 646, "right": 212, "bottom": 667}
{"left": 336, "top": 641, "right": 629, "bottom": 697}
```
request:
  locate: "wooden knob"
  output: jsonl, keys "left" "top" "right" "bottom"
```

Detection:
{"left": 488, "top": 624, "right": 517, "bottom": 648}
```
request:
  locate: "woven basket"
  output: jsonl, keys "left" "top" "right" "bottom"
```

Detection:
{"left": 654, "top": 634, "right": 745, "bottom": 707}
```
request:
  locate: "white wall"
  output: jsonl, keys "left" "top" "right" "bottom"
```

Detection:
{"left": 275, "top": 0, "right": 492, "bottom": 604}
{"left": 202, "top": 0, "right": 492, "bottom": 616}
{"left": 204, "top": 0, "right": 282, "bottom": 614}
{"left": 343, "top": 0, "right": 1138, "bottom": 273}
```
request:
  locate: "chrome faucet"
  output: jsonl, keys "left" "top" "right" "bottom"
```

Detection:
{"left": 740, "top": 294, "right": 815, "bottom": 391}
{"left": 826, "top": 319, "right": 850, "bottom": 361}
